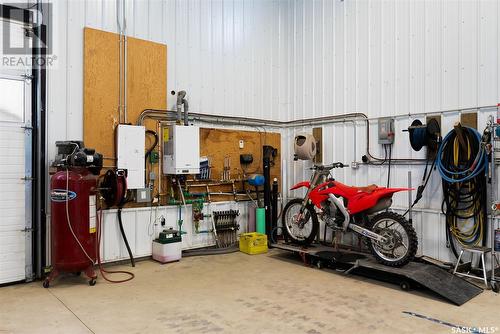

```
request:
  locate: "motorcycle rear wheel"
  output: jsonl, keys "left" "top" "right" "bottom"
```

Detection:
{"left": 367, "top": 211, "right": 418, "bottom": 267}
{"left": 282, "top": 198, "right": 319, "bottom": 245}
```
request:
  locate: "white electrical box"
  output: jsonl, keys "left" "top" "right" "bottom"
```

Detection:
{"left": 163, "top": 125, "right": 200, "bottom": 175}
{"left": 117, "top": 124, "right": 145, "bottom": 189}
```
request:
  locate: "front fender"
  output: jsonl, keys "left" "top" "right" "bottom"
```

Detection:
{"left": 290, "top": 181, "right": 310, "bottom": 190}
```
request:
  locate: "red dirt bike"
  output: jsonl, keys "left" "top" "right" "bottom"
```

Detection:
{"left": 282, "top": 162, "right": 418, "bottom": 267}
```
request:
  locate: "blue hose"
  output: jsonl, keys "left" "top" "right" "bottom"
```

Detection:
{"left": 436, "top": 127, "right": 488, "bottom": 183}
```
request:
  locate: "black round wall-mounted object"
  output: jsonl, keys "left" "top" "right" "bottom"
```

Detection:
{"left": 425, "top": 118, "right": 441, "bottom": 142}
{"left": 408, "top": 119, "right": 425, "bottom": 151}
{"left": 408, "top": 118, "right": 441, "bottom": 152}
{"left": 100, "top": 170, "right": 127, "bottom": 208}
{"left": 100, "top": 170, "right": 118, "bottom": 208}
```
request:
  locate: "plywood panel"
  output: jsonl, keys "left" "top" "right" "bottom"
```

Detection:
{"left": 84, "top": 28, "right": 167, "bottom": 167}
{"left": 197, "top": 128, "right": 281, "bottom": 201}
{"left": 83, "top": 27, "right": 120, "bottom": 161}
{"left": 126, "top": 37, "right": 167, "bottom": 202}
{"left": 126, "top": 37, "right": 167, "bottom": 126}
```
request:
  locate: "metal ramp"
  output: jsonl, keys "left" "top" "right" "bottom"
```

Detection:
{"left": 271, "top": 242, "right": 483, "bottom": 306}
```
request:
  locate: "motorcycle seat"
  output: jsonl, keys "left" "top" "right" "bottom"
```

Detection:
{"left": 351, "top": 184, "right": 378, "bottom": 194}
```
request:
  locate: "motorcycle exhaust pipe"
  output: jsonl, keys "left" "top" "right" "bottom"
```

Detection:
{"left": 328, "top": 194, "right": 350, "bottom": 231}
{"left": 327, "top": 193, "right": 388, "bottom": 243}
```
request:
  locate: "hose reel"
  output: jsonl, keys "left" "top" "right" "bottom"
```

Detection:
{"left": 407, "top": 119, "right": 441, "bottom": 152}
{"left": 402, "top": 118, "right": 441, "bottom": 218}
{"left": 100, "top": 169, "right": 128, "bottom": 208}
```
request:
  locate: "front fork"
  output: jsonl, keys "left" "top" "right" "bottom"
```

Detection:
{"left": 327, "top": 194, "right": 387, "bottom": 243}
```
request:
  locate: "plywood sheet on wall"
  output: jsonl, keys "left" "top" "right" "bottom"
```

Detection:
{"left": 126, "top": 37, "right": 167, "bottom": 130}
{"left": 83, "top": 28, "right": 167, "bottom": 163}
{"left": 83, "top": 27, "right": 120, "bottom": 161}
{"left": 198, "top": 128, "right": 281, "bottom": 201}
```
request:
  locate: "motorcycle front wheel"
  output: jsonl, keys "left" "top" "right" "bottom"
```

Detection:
{"left": 282, "top": 198, "right": 319, "bottom": 245}
{"left": 367, "top": 211, "right": 418, "bottom": 267}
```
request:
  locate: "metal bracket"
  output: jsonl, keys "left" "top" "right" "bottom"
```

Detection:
{"left": 20, "top": 227, "right": 34, "bottom": 232}
{"left": 21, "top": 176, "right": 35, "bottom": 181}
{"left": 21, "top": 74, "right": 33, "bottom": 81}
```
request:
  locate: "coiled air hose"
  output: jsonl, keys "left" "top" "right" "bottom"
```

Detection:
{"left": 436, "top": 126, "right": 488, "bottom": 258}
{"left": 96, "top": 208, "right": 135, "bottom": 283}
{"left": 100, "top": 170, "right": 136, "bottom": 268}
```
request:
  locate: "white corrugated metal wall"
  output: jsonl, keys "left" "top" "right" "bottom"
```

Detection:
{"left": 47, "top": 0, "right": 500, "bottom": 263}
{"left": 282, "top": 0, "right": 500, "bottom": 263}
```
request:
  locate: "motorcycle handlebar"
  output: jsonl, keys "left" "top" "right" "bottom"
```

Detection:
{"left": 310, "top": 162, "right": 346, "bottom": 170}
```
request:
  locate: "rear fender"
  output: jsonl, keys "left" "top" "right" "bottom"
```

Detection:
{"left": 348, "top": 187, "right": 412, "bottom": 214}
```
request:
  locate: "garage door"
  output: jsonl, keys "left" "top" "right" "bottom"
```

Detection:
{"left": 0, "top": 76, "right": 32, "bottom": 284}
{"left": 0, "top": 19, "right": 32, "bottom": 284}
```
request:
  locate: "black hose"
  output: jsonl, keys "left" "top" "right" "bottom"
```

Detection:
{"left": 403, "top": 156, "right": 437, "bottom": 216}
{"left": 117, "top": 207, "right": 135, "bottom": 267}
{"left": 439, "top": 127, "right": 487, "bottom": 259}
{"left": 144, "top": 130, "right": 158, "bottom": 183}
{"left": 145, "top": 130, "right": 158, "bottom": 164}
{"left": 386, "top": 145, "right": 392, "bottom": 187}
{"left": 182, "top": 245, "right": 239, "bottom": 257}
{"left": 117, "top": 175, "right": 135, "bottom": 267}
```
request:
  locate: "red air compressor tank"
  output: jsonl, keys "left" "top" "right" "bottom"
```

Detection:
{"left": 45, "top": 167, "right": 98, "bottom": 287}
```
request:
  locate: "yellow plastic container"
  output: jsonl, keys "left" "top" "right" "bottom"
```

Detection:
{"left": 239, "top": 232, "right": 268, "bottom": 255}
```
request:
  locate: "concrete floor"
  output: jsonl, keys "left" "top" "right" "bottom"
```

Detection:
{"left": 0, "top": 250, "right": 499, "bottom": 334}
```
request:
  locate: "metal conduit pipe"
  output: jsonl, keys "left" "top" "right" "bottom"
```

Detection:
{"left": 364, "top": 104, "right": 499, "bottom": 164}
{"left": 138, "top": 109, "right": 365, "bottom": 128}
{"left": 137, "top": 109, "right": 418, "bottom": 164}
{"left": 138, "top": 109, "right": 363, "bottom": 165}
{"left": 138, "top": 105, "right": 499, "bottom": 165}
{"left": 122, "top": 0, "right": 128, "bottom": 123}
{"left": 183, "top": 98, "right": 189, "bottom": 126}
{"left": 176, "top": 91, "right": 186, "bottom": 123}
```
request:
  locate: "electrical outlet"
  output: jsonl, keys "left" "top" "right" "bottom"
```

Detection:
{"left": 135, "top": 188, "right": 151, "bottom": 203}
{"left": 239, "top": 140, "right": 244, "bottom": 149}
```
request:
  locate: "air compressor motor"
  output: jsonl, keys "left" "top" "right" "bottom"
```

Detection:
{"left": 53, "top": 140, "right": 103, "bottom": 174}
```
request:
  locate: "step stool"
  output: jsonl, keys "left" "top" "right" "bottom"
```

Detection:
{"left": 452, "top": 246, "right": 491, "bottom": 288}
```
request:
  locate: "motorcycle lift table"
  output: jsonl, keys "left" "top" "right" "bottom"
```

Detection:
{"left": 270, "top": 242, "right": 483, "bottom": 306}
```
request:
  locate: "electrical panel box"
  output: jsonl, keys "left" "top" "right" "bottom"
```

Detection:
{"left": 117, "top": 124, "right": 145, "bottom": 189}
{"left": 135, "top": 188, "right": 151, "bottom": 203}
{"left": 163, "top": 125, "right": 200, "bottom": 175}
{"left": 378, "top": 118, "right": 395, "bottom": 145}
